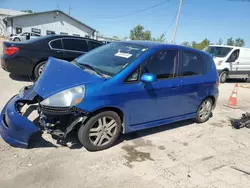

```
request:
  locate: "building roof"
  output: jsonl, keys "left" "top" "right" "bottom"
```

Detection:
{"left": 0, "top": 8, "right": 28, "bottom": 16}
{"left": 5, "top": 10, "right": 95, "bottom": 32}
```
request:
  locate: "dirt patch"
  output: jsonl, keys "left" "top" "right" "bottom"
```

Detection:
{"left": 158, "top": 145, "right": 166, "bottom": 150}
{"left": 122, "top": 145, "right": 154, "bottom": 168}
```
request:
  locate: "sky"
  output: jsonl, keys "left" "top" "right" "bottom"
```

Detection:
{"left": 1, "top": 0, "right": 250, "bottom": 47}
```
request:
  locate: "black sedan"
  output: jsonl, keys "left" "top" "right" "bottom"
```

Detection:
{"left": 1, "top": 35, "right": 103, "bottom": 79}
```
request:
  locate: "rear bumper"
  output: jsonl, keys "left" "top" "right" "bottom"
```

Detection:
{"left": 1, "top": 55, "right": 34, "bottom": 76}
{"left": 0, "top": 95, "right": 40, "bottom": 148}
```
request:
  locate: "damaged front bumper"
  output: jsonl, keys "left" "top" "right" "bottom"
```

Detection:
{"left": 0, "top": 95, "right": 41, "bottom": 148}
{"left": 0, "top": 86, "right": 91, "bottom": 148}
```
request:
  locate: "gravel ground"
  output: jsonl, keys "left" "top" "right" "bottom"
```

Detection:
{"left": 1, "top": 40, "right": 250, "bottom": 188}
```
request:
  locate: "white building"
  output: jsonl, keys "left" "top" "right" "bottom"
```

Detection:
{"left": 0, "top": 8, "right": 28, "bottom": 36}
{"left": 1, "top": 9, "right": 96, "bottom": 38}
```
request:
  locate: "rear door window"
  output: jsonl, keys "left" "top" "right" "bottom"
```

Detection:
{"left": 88, "top": 41, "right": 103, "bottom": 50}
{"left": 62, "top": 39, "right": 88, "bottom": 52}
{"left": 50, "top": 39, "right": 63, "bottom": 49}
{"left": 181, "top": 51, "right": 204, "bottom": 76}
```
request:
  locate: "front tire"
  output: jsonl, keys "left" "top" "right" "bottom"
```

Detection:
{"left": 34, "top": 61, "right": 46, "bottom": 79}
{"left": 219, "top": 71, "right": 228, "bottom": 83}
{"left": 78, "top": 111, "right": 122, "bottom": 151}
{"left": 195, "top": 98, "right": 213, "bottom": 123}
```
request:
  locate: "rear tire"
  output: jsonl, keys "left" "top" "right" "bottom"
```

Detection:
{"left": 34, "top": 61, "right": 46, "bottom": 79}
{"left": 195, "top": 98, "right": 213, "bottom": 123}
{"left": 219, "top": 71, "right": 228, "bottom": 83}
{"left": 78, "top": 111, "right": 122, "bottom": 151}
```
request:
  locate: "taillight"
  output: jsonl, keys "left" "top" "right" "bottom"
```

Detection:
{"left": 4, "top": 47, "right": 19, "bottom": 56}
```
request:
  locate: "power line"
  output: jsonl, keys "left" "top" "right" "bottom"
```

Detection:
{"left": 162, "top": 7, "right": 179, "bottom": 36}
{"left": 92, "top": 0, "right": 173, "bottom": 19}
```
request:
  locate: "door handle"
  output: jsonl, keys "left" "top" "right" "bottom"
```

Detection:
{"left": 57, "top": 51, "right": 64, "bottom": 53}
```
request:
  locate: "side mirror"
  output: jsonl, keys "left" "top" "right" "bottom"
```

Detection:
{"left": 140, "top": 73, "right": 156, "bottom": 83}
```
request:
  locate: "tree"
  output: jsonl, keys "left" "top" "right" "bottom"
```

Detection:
{"left": 234, "top": 38, "right": 245, "bottom": 47}
{"left": 123, "top": 36, "right": 128, "bottom": 41}
{"left": 227, "top": 37, "right": 234, "bottom": 46}
{"left": 113, "top": 36, "right": 119, "bottom": 40}
{"left": 130, "top": 25, "right": 144, "bottom": 40}
{"left": 218, "top": 38, "right": 223, "bottom": 45}
{"left": 181, "top": 41, "right": 191, "bottom": 47}
{"left": 143, "top": 30, "right": 151, "bottom": 41}
{"left": 197, "top": 38, "right": 210, "bottom": 50}
{"left": 129, "top": 25, "right": 151, "bottom": 40}
{"left": 191, "top": 41, "right": 197, "bottom": 49}
{"left": 226, "top": 37, "right": 245, "bottom": 47}
{"left": 21, "top": 10, "right": 33, "bottom": 13}
{"left": 152, "top": 34, "right": 166, "bottom": 42}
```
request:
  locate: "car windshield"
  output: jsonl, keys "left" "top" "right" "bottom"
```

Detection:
{"left": 75, "top": 42, "right": 148, "bottom": 77}
{"left": 203, "top": 46, "right": 233, "bottom": 58}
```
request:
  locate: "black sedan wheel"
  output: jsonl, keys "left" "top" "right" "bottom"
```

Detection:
{"left": 34, "top": 61, "right": 46, "bottom": 79}
{"left": 78, "top": 111, "right": 122, "bottom": 151}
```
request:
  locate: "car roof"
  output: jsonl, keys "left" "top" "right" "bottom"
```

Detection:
{"left": 119, "top": 40, "right": 204, "bottom": 53}
{"left": 28, "top": 34, "right": 102, "bottom": 43}
{"left": 208, "top": 44, "right": 250, "bottom": 50}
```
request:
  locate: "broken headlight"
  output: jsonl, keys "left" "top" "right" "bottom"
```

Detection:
{"left": 40, "top": 85, "right": 86, "bottom": 107}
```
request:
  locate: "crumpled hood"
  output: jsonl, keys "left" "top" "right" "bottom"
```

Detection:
{"left": 34, "top": 57, "right": 103, "bottom": 99}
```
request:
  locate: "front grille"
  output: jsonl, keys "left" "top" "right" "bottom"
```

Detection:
{"left": 41, "top": 106, "right": 72, "bottom": 114}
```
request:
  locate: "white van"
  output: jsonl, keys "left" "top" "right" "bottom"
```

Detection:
{"left": 203, "top": 45, "right": 250, "bottom": 83}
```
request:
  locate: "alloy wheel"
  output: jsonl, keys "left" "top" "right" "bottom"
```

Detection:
{"left": 89, "top": 116, "right": 118, "bottom": 146}
{"left": 38, "top": 64, "right": 45, "bottom": 76}
{"left": 198, "top": 100, "right": 212, "bottom": 121}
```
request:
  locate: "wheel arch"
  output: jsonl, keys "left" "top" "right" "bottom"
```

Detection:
{"left": 14, "top": 37, "right": 20, "bottom": 41}
{"left": 83, "top": 106, "right": 125, "bottom": 133}
{"left": 203, "top": 95, "right": 216, "bottom": 108}
{"left": 221, "top": 68, "right": 229, "bottom": 73}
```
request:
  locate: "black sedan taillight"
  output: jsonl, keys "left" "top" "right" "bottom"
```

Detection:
{"left": 4, "top": 47, "right": 19, "bottom": 56}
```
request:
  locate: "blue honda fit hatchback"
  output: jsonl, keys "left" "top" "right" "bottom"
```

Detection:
{"left": 0, "top": 41, "right": 219, "bottom": 151}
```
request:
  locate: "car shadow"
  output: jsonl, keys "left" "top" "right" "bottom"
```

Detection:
{"left": 116, "top": 119, "right": 195, "bottom": 146}
{"left": 28, "top": 119, "right": 195, "bottom": 150}
{"left": 9, "top": 73, "right": 33, "bottom": 82}
{"left": 226, "top": 78, "right": 249, "bottom": 83}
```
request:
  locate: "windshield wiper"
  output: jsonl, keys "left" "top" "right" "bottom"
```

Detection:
{"left": 78, "top": 62, "right": 106, "bottom": 79}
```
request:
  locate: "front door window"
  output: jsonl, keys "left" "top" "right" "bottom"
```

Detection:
{"left": 227, "top": 50, "right": 240, "bottom": 63}
{"left": 141, "top": 50, "right": 179, "bottom": 79}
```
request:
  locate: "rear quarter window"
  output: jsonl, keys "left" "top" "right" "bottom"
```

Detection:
{"left": 50, "top": 39, "right": 63, "bottom": 49}
{"left": 201, "top": 52, "right": 214, "bottom": 73}
{"left": 182, "top": 51, "right": 204, "bottom": 76}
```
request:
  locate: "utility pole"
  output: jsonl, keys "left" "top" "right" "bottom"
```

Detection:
{"left": 68, "top": 6, "right": 72, "bottom": 16}
{"left": 171, "top": 0, "right": 183, "bottom": 44}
